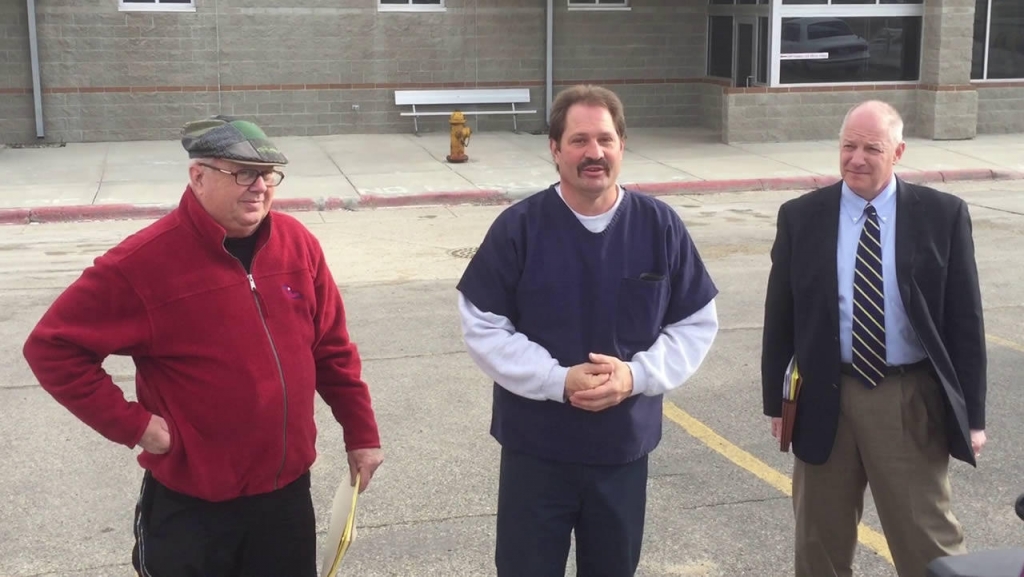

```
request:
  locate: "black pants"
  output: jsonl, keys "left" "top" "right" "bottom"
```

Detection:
{"left": 131, "top": 471, "right": 317, "bottom": 577}
{"left": 495, "top": 447, "right": 649, "bottom": 577}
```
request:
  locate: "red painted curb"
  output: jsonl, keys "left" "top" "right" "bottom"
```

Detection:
{"left": 628, "top": 178, "right": 767, "bottom": 195}
{"left": 29, "top": 204, "right": 175, "bottom": 223}
{"left": 357, "top": 189, "right": 507, "bottom": 208}
{"left": 0, "top": 208, "right": 31, "bottom": 225}
{"left": 895, "top": 169, "right": 944, "bottom": 184}
{"left": 941, "top": 168, "right": 996, "bottom": 182}
{"left": 993, "top": 169, "right": 1024, "bottom": 180}
{"left": 270, "top": 198, "right": 320, "bottom": 212}
{"left": 759, "top": 175, "right": 831, "bottom": 191}
{"left": 628, "top": 175, "right": 839, "bottom": 195}
{"left": 323, "top": 197, "right": 352, "bottom": 211}
{"left": 2, "top": 169, "right": 1021, "bottom": 225}
{"left": 685, "top": 178, "right": 766, "bottom": 193}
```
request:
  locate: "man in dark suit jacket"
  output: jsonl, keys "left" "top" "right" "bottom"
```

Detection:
{"left": 761, "top": 100, "right": 988, "bottom": 577}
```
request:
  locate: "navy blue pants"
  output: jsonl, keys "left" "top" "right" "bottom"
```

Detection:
{"left": 495, "top": 447, "right": 649, "bottom": 577}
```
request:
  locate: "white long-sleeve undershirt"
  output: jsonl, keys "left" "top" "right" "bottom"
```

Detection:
{"left": 458, "top": 186, "right": 719, "bottom": 402}
{"left": 459, "top": 294, "right": 718, "bottom": 402}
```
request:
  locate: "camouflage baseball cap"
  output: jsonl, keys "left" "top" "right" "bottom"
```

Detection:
{"left": 180, "top": 115, "right": 288, "bottom": 166}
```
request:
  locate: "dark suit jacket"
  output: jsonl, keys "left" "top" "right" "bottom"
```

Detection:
{"left": 761, "top": 178, "right": 986, "bottom": 466}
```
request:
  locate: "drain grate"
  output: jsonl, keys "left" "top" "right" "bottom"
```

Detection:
{"left": 449, "top": 246, "right": 479, "bottom": 259}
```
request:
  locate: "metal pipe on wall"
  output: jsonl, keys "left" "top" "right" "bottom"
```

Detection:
{"left": 26, "top": 0, "right": 44, "bottom": 138}
{"left": 545, "top": 0, "right": 553, "bottom": 126}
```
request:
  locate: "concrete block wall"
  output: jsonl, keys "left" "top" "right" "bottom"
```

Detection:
{"left": 919, "top": 0, "right": 975, "bottom": 86}
{"left": 722, "top": 88, "right": 919, "bottom": 143}
{"left": 555, "top": 1, "right": 705, "bottom": 80}
{"left": 916, "top": 87, "right": 978, "bottom": 140}
{"left": 2, "top": 0, "right": 712, "bottom": 144}
{"left": 551, "top": 80, "right": 713, "bottom": 131}
{"left": 0, "top": 95, "right": 35, "bottom": 143}
{"left": 975, "top": 84, "right": 1024, "bottom": 134}
{"left": 1, "top": 1, "right": 34, "bottom": 141}
{"left": 696, "top": 80, "right": 727, "bottom": 133}
{"left": 915, "top": 0, "right": 979, "bottom": 138}
{"left": 8, "top": 0, "right": 1015, "bottom": 144}
{"left": 551, "top": 0, "right": 709, "bottom": 131}
{"left": 711, "top": 0, "right": 1015, "bottom": 143}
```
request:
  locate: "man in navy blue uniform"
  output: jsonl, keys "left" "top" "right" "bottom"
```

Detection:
{"left": 456, "top": 84, "right": 720, "bottom": 576}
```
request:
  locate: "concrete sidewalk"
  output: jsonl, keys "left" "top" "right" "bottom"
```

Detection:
{"left": 2, "top": 127, "right": 1023, "bottom": 225}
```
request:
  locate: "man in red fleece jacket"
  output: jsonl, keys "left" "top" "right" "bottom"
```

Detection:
{"left": 22, "top": 115, "right": 383, "bottom": 577}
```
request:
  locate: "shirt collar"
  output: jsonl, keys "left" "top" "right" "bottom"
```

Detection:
{"left": 554, "top": 183, "right": 624, "bottom": 219}
{"left": 180, "top": 185, "right": 273, "bottom": 249}
{"left": 841, "top": 174, "right": 897, "bottom": 223}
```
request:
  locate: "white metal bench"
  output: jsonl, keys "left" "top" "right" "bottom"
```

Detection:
{"left": 394, "top": 88, "right": 538, "bottom": 134}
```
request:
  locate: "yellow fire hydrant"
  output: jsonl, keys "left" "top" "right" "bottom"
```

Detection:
{"left": 446, "top": 110, "right": 471, "bottom": 163}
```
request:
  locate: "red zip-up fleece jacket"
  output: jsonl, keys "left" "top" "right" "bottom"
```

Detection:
{"left": 23, "top": 188, "right": 380, "bottom": 502}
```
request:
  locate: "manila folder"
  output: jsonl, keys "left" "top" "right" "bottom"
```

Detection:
{"left": 320, "top": 472, "right": 360, "bottom": 577}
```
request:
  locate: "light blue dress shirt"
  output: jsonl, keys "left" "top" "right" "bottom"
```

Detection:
{"left": 837, "top": 175, "right": 927, "bottom": 365}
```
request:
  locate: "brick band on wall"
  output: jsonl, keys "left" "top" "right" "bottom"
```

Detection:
{"left": 3, "top": 77, "right": 737, "bottom": 95}
{"left": 8, "top": 78, "right": 1020, "bottom": 97}
{"left": 3, "top": 79, "right": 1022, "bottom": 143}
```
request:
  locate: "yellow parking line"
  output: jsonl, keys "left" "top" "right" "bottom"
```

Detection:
{"left": 659, "top": 332, "right": 1021, "bottom": 565}
{"left": 988, "top": 334, "right": 1024, "bottom": 354}
{"left": 662, "top": 401, "right": 895, "bottom": 565}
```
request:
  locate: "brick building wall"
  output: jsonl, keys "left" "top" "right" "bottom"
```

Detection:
{"left": 1, "top": 0, "right": 713, "bottom": 144}
{"left": 3, "top": 0, "right": 1023, "bottom": 144}
{"left": 1, "top": 2, "right": 35, "bottom": 141}
{"left": 976, "top": 84, "right": 1024, "bottom": 134}
{"left": 722, "top": 87, "right": 920, "bottom": 142}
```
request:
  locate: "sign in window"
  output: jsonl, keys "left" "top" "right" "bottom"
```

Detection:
{"left": 779, "top": 16, "right": 922, "bottom": 84}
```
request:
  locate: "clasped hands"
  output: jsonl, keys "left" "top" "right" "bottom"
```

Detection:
{"left": 564, "top": 353, "right": 634, "bottom": 412}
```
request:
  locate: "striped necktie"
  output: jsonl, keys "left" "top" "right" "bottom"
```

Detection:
{"left": 851, "top": 204, "right": 887, "bottom": 388}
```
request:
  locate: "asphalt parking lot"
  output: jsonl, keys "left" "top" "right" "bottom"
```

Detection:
{"left": 0, "top": 179, "right": 1021, "bottom": 576}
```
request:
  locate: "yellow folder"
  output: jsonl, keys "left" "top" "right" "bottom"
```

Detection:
{"left": 320, "top": 472, "right": 360, "bottom": 577}
{"left": 779, "top": 356, "right": 801, "bottom": 452}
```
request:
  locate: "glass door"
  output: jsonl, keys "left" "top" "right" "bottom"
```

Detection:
{"left": 735, "top": 17, "right": 759, "bottom": 87}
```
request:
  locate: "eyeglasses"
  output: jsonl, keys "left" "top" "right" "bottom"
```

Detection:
{"left": 199, "top": 163, "right": 285, "bottom": 187}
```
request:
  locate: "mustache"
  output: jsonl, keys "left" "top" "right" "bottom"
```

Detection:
{"left": 577, "top": 159, "right": 609, "bottom": 174}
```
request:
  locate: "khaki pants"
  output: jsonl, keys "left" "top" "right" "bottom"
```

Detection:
{"left": 792, "top": 368, "right": 966, "bottom": 577}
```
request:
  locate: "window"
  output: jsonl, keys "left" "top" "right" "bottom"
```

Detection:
{"left": 779, "top": 17, "right": 922, "bottom": 84}
{"left": 706, "top": 16, "right": 768, "bottom": 86}
{"left": 568, "top": 0, "right": 630, "bottom": 9}
{"left": 119, "top": 0, "right": 194, "bottom": 11}
{"left": 710, "top": 0, "right": 921, "bottom": 85}
{"left": 782, "top": 0, "right": 922, "bottom": 5}
{"left": 708, "top": 16, "right": 734, "bottom": 79}
{"left": 758, "top": 17, "right": 769, "bottom": 83}
{"left": 710, "top": 0, "right": 768, "bottom": 6}
{"left": 379, "top": 0, "right": 445, "bottom": 12}
{"left": 971, "top": 0, "right": 1024, "bottom": 79}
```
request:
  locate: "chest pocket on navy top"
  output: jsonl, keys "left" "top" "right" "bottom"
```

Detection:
{"left": 616, "top": 276, "right": 670, "bottom": 353}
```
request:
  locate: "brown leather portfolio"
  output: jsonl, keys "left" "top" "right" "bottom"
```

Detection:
{"left": 780, "top": 398, "right": 798, "bottom": 452}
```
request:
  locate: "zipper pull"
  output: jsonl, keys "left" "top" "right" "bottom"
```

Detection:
{"left": 248, "top": 274, "right": 256, "bottom": 291}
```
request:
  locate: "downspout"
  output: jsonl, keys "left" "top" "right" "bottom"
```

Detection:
{"left": 26, "top": 0, "right": 43, "bottom": 138}
{"left": 214, "top": 0, "right": 223, "bottom": 111}
{"left": 545, "top": 0, "right": 553, "bottom": 126}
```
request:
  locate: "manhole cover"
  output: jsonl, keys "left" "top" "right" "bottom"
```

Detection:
{"left": 449, "top": 247, "right": 478, "bottom": 259}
